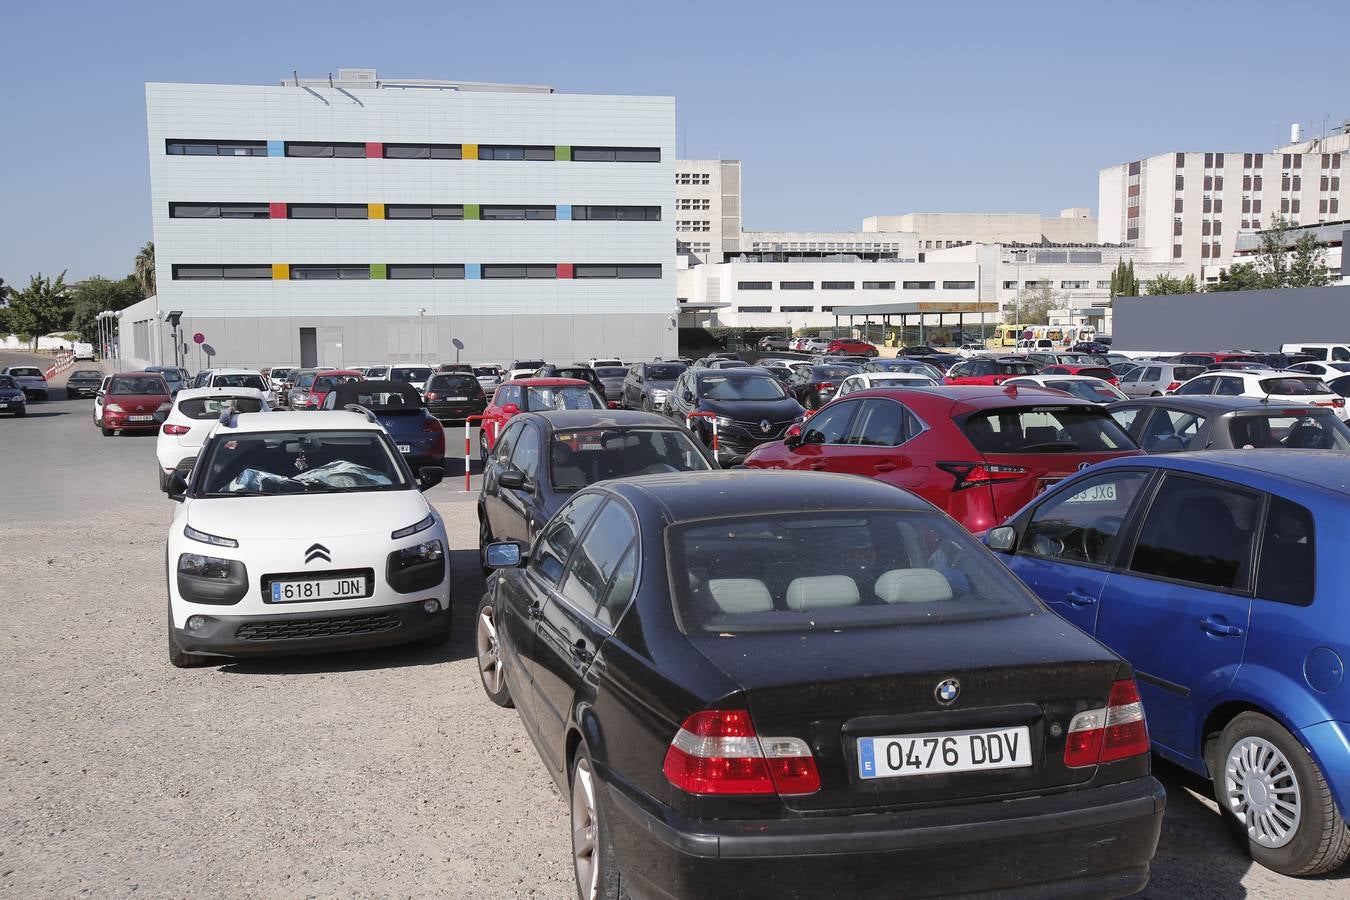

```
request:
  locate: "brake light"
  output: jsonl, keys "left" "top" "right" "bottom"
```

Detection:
{"left": 936, "top": 461, "right": 1028, "bottom": 491}
{"left": 662, "top": 709, "right": 820, "bottom": 796}
{"left": 1063, "top": 679, "right": 1150, "bottom": 768}
{"left": 814, "top": 382, "right": 836, "bottom": 391}
{"left": 161, "top": 423, "right": 191, "bottom": 435}
{"left": 1165, "top": 382, "right": 1181, "bottom": 393}
{"left": 1331, "top": 398, "right": 1345, "bottom": 409}
{"left": 424, "top": 392, "right": 439, "bottom": 401}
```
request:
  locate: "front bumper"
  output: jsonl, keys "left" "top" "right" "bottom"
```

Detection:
{"left": 103, "top": 415, "right": 162, "bottom": 431}
{"left": 0, "top": 396, "right": 26, "bottom": 411}
{"left": 67, "top": 385, "right": 100, "bottom": 397}
{"left": 606, "top": 776, "right": 1165, "bottom": 900}
{"left": 172, "top": 597, "right": 450, "bottom": 657}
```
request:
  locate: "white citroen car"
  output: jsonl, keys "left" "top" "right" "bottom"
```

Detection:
{"left": 155, "top": 387, "right": 270, "bottom": 491}
{"left": 165, "top": 409, "right": 451, "bottom": 667}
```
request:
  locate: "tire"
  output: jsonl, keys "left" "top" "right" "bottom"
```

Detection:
{"left": 642, "top": 395, "right": 654, "bottom": 413}
{"left": 1209, "top": 711, "right": 1350, "bottom": 876}
{"left": 475, "top": 599, "right": 513, "bottom": 708}
{"left": 1151, "top": 391, "right": 1162, "bottom": 397}
{"left": 158, "top": 469, "right": 170, "bottom": 492}
{"left": 102, "top": 426, "right": 113, "bottom": 437}
{"left": 570, "top": 745, "right": 625, "bottom": 900}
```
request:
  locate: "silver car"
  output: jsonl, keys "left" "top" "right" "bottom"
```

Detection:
{"left": 1117, "top": 362, "right": 1208, "bottom": 398}
{"left": 1, "top": 366, "right": 49, "bottom": 400}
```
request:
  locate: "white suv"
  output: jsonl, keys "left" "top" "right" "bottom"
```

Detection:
{"left": 155, "top": 387, "right": 270, "bottom": 491}
{"left": 165, "top": 409, "right": 451, "bottom": 667}
{"left": 1173, "top": 370, "right": 1349, "bottom": 420}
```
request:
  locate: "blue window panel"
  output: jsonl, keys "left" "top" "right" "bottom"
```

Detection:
{"left": 267, "top": 140, "right": 284, "bottom": 157}
{"left": 465, "top": 263, "right": 482, "bottom": 280}
{"left": 556, "top": 204, "right": 572, "bottom": 221}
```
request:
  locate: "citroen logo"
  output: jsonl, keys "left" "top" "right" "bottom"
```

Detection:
{"left": 935, "top": 678, "right": 960, "bottom": 705}
{"left": 304, "top": 543, "right": 331, "bottom": 564}
{"left": 759, "top": 418, "right": 771, "bottom": 434}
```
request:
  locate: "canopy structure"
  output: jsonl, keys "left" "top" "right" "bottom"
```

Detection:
{"left": 829, "top": 301, "right": 1001, "bottom": 345}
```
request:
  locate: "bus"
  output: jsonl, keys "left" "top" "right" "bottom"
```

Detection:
{"left": 986, "top": 324, "right": 1029, "bottom": 349}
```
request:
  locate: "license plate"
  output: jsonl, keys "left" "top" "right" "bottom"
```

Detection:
{"left": 0, "top": 402, "right": 8, "bottom": 408}
{"left": 397, "top": 444, "right": 411, "bottom": 453}
{"left": 1064, "top": 482, "right": 1116, "bottom": 503}
{"left": 270, "top": 576, "right": 366, "bottom": 602}
{"left": 858, "top": 726, "right": 1032, "bottom": 779}
{"left": 448, "top": 396, "right": 468, "bottom": 401}
{"left": 129, "top": 415, "right": 155, "bottom": 422}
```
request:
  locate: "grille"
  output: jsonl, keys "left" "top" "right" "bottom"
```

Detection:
{"left": 728, "top": 419, "right": 793, "bottom": 440}
{"left": 235, "top": 612, "right": 400, "bottom": 641}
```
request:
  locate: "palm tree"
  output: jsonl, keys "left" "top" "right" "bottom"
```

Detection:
{"left": 134, "top": 241, "right": 156, "bottom": 297}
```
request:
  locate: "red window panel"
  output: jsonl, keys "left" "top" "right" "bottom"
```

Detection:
{"left": 269, "top": 202, "right": 287, "bottom": 219}
{"left": 556, "top": 263, "right": 574, "bottom": 279}
{"left": 1128, "top": 184, "right": 1140, "bottom": 197}
{"left": 365, "top": 142, "right": 382, "bottom": 158}
{"left": 1254, "top": 175, "right": 1263, "bottom": 190}
{"left": 1216, "top": 153, "right": 1225, "bottom": 167}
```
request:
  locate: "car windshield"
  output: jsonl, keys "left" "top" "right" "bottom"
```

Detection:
{"left": 550, "top": 428, "right": 712, "bottom": 491}
{"left": 699, "top": 375, "right": 786, "bottom": 401}
{"left": 338, "top": 387, "right": 422, "bottom": 409}
{"left": 177, "top": 396, "right": 265, "bottom": 419}
{"left": 0, "top": 377, "right": 16, "bottom": 389}
{"left": 1229, "top": 413, "right": 1350, "bottom": 449}
{"left": 524, "top": 386, "right": 603, "bottom": 410}
{"left": 513, "top": 361, "right": 545, "bottom": 370}
{"left": 195, "top": 430, "right": 408, "bottom": 496}
{"left": 962, "top": 405, "right": 1135, "bottom": 452}
{"left": 149, "top": 368, "right": 182, "bottom": 381}
{"left": 594, "top": 367, "right": 628, "bottom": 378}
{"left": 427, "top": 374, "right": 480, "bottom": 392}
{"left": 1260, "top": 377, "right": 1329, "bottom": 396}
{"left": 670, "top": 510, "right": 1038, "bottom": 634}
{"left": 314, "top": 374, "right": 362, "bottom": 391}
{"left": 995, "top": 362, "right": 1041, "bottom": 375}
{"left": 474, "top": 367, "right": 499, "bottom": 377}
{"left": 645, "top": 364, "right": 685, "bottom": 380}
{"left": 110, "top": 376, "right": 167, "bottom": 395}
{"left": 812, "top": 366, "right": 856, "bottom": 379}
{"left": 213, "top": 374, "right": 267, "bottom": 390}
{"left": 391, "top": 367, "right": 433, "bottom": 383}
{"left": 1044, "top": 380, "right": 1121, "bottom": 403}
{"left": 271, "top": 367, "right": 293, "bottom": 379}
{"left": 1172, "top": 365, "right": 1206, "bottom": 381}
{"left": 7, "top": 368, "right": 41, "bottom": 377}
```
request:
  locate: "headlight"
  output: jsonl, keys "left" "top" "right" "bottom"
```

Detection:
{"left": 105, "top": 403, "right": 125, "bottom": 413}
{"left": 178, "top": 553, "right": 233, "bottom": 579}
{"left": 396, "top": 539, "right": 443, "bottom": 567}
{"left": 714, "top": 415, "right": 735, "bottom": 428}
{"left": 391, "top": 514, "right": 435, "bottom": 539}
{"left": 184, "top": 524, "right": 238, "bottom": 548}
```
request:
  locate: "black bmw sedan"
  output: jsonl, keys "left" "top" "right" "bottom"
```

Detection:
{"left": 477, "top": 470, "right": 1165, "bottom": 900}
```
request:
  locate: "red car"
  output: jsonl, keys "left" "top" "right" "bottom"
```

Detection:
{"left": 1040, "top": 364, "right": 1119, "bottom": 385}
{"left": 477, "top": 378, "right": 607, "bottom": 460}
{"left": 297, "top": 370, "right": 364, "bottom": 410}
{"left": 743, "top": 385, "right": 1142, "bottom": 532}
{"left": 1172, "top": 351, "right": 1258, "bottom": 366}
{"left": 825, "top": 339, "right": 879, "bottom": 358}
{"left": 99, "top": 372, "right": 172, "bottom": 436}
{"left": 943, "top": 357, "right": 1039, "bottom": 386}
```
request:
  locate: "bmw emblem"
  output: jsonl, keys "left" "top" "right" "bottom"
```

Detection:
{"left": 759, "top": 418, "right": 771, "bottom": 434}
{"left": 935, "top": 678, "right": 960, "bottom": 705}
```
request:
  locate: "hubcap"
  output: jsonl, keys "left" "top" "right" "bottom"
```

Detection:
{"left": 572, "top": 759, "right": 599, "bottom": 900}
{"left": 476, "top": 607, "right": 504, "bottom": 695}
{"left": 1224, "top": 736, "right": 1301, "bottom": 848}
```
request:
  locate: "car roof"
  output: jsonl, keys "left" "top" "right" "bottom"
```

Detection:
{"left": 1109, "top": 395, "right": 1329, "bottom": 412}
{"left": 503, "top": 377, "right": 592, "bottom": 387}
{"left": 175, "top": 386, "right": 267, "bottom": 402}
{"left": 1015, "top": 374, "right": 1109, "bottom": 382}
{"left": 693, "top": 367, "right": 772, "bottom": 378}
{"left": 1094, "top": 450, "right": 1350, "bottom": 499}
{"left": 218, "top": 410, "right": 382, "bottom": 433}
{"left": 208, "top": 368, "right": 264, "bottom": 376}
{"left": 522, "top": 409, "right": 682, "bottom": 430}
{"left": 869, "top": 384, "right": 1100, "bottom": 414}
{"left": 600, "top": 470, "right": 934, "bottom": 522}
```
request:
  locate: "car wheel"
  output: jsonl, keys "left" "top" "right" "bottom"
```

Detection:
{"left": 158, "top": 469, "right": 170, "bottom": 492}
{"left": 102, "top": 426, "right": 113, "bottom": 437}
{"left": 642, "top": 395, "right": 654, "bottom": 413}
{"left": 475, "top": 599, "right": 513, "bottom": 708}
{"left": 1209, "top": 711, "right": 1350, "bottom": 876}
{"left": 571, "top": 746, "right": 625, "bottom": 900}
{"left": 1151, "top": 391, "right": 1162, "bottom": 397}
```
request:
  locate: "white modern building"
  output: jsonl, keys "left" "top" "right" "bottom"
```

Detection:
{"left": 133, "top": 69, "right": 677, "bottom": 369}
{"left": 862, "top": 210, "right": 1098, "bottom": 250}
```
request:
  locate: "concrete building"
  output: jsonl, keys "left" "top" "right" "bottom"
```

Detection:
{"left": 137, "top": 69, "right": 676, "bottom": 370}
{"left": 862, "top": 210, "right": 1098, "bottom": 250}
{"left": 1098, "top": 124, "right": 1349, "bottom": 285}
{"left": 674, "top": 159, "right": 741, "bottom": 263}
{"left": 739, "top": 230, "right": 918, "bottom": 260}
{"left": 1232, "top": 217, "right": 1348, "bottom": 285}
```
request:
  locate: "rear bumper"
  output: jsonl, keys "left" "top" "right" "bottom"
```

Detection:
{"left": 172, "top": 597, "right": 449, "bottom": 657}
{"left": 426, "top": 400, "right": 487, "bottom": 421}
{"left": 606, "top": 776, "right": 1165, "bottom": 900}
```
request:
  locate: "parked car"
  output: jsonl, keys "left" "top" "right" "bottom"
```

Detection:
{"left": 1071, "top": 341, "right": 1112, "bottom": 354}
{"left": 435, "top": 363, "right": 474, "bottom": 374}
{"left": 1039, "top": 364, "right": 1120, "bottom": 386}
{"left": 1106, "top": 396, "right": 1350, "bottom": 452}
{"left": 587, "top": 357, "right": 623, "bottom": 369}
{"left": 1329, "top": 373, "right": 1350, "bottom": 400}
{"left": 1206, "top": 360, "right": 1269, "bottom": 372}
{"left": 1173, "top": 371, "right": 1347, "bottom": 420}
{"left": 286, "top": 369, "right": 325, "bottom": 409}
{"left": 507, "top": 359, "right": 546, "bottom": 380}
{"left": 298, "top": 370, "right": 364, "bottom": 410}
{"left": 1279, "top": 341, "right": 1350, "bottom": 362}
{"left": 363, "top": 365, "right": 390, "bottom": 380}
{"left": 0, "top": 375, "right": 27, "bottom": 416}
{"left": 387, "top": 364, "right": 434, "bottom": 393}
{"left": 825, "top": 338, "right": 879, "bottom": 357}
{"left": 535, "top": 364, "right": 611, "bottom": 403}
{"left": 265, "top": 366, "right": 297, "bottom": 394}
{"left": 861, "top": 358, "right": 946, "bottom": 381}
{"left": 474, "top": 365, "right": 504, "bottom": 392}
{"left": 692, "top": 356, "right": 751, "bottom": 370}
{"left": 744, "top": 385, "right": 1142, "bottom": 532}
{"left": 898, "top": 344, "right": 939, "bottom": 357}
{"left": 798, "top": 336, "right": 832, "bottom": 353}
{"left": 620, "top": 361, "right": 686, "bottom": 412}
{"left": 91, "top": 375, "right": 111, "bottom": 427}
{"left": 477, "top": 409, "right": 716, "bottom": 563}
{"left": 835, "top": 372, "right": 938, "bottom": 397}
{"left": 943, "top": 357, "right": 1040, "bottom": 386}
{"left": 477, "top": 379, "right": 607, "bottom": 460}
{"left": 987, "top": 451, "right": 1350, "bottom": 875}
{"left": 98, "top": 372, "right": 172, "bottom": 436}
{"left": 1117, "top": 362, "right": 1208, "bottom": 398}
{"left": 591, "top": 365, "right": 629, "bottom": 405}
{"left": 423, "top": 371, "right": 488, "bottom": 422}
{"left": 155, "top": 387, "right": 270, "bottom": 490}
{"left": 196, "top": 368, "right": 277, "bottom": 407}
{"left": 1109, "top": 361, "right": 1142, "bottom": 379}
{"left": 477, "top": 470, "right": 1164, "bottom": 899}
{"left": 1169, "top": 351, "right": 1259, "bottom": 367}
{"left": 784, "top": 364, "right": 859, "bottom": 410}
{"left": 1003, "top": 375, "right": 1128, "bottom": 404}
{"left": 1, "top": 366, "right": 49, "bottom": 400}
{"left": 757, "top": 335, "right": 792, "bottom": 352}
{"left": 320, "top": 380, "right": 446, "bottom": 474}
{"left": 164, "top": 409, "right": 449, "bottom": 667}
{"left": 663, "top": 367, "right": 805, "bottom": 465}
{"left": 64, "top": 368, "right": 105, "bottom": 399}
{"left": 146, "top": 365, "right": 190, "bottom": 395}
{"left": 1287, "top": 361, "right": 1350, "bottom": 380}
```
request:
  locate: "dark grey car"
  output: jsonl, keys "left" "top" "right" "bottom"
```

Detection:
{"left": 620, "top": 361, "right": 686, "bottom": 411}
{"left": 1107, "top": 395, "right": 1350, "bottom": 452}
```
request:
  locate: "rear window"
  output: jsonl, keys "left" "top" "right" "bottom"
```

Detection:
{"left": 1044, "top": 380, "right": 1121, "bottom": 403}
{"left": 1260, "top": 377, "right": 1329, "bottom": 396}
{"left": 594, "top": 367, "right": 628, "bottom": 378}
{"left": 670, "top": 511, "right": 1037, "bottom": 634}
{"left": 550, "top": 427, "right": 711, "bottom": 491}
{"left": 995, "top": 362, "right": 1040, "bottom": 375}
{"left": 426, "top": 374, "right": 480, "bottom": 392}
{"left": 314, "top": 374, "right": 362, "bottom": 391}
{"left": 961, "top": 405, "right": 1135, "bottom": 453}
{"left": 1228, "top": 413, "right": 1350, "bottom": 449}
{"left": 7, "top": 367, "right": 42, "bottom": 377}
{"left": 1077, "top": 368, "right": 1114, "bottom": 380}
{"left": 644, "top": 364, "right": 685, "bottom": 380}
{"left": 177, "top": 396, "right": 265, "bottom": 419}
{"left": 1172, "top": 365, "right": 1206, "bottom": 381}
{"left": 474, "top": 367, "right": 499, "bottom": 377}
{"left": 213, "top": 374, "right": 266, "bottom": 390}
{"left": 70, "top": 370, "right": 102, "bottom": 379}
{"left": 813, "top": 366, "right": 855, "bottom": 378}
{"left": 391, "top": 367, "right": 433, "bottom": 383}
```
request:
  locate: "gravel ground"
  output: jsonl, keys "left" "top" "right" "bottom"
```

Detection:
{"left": 1, "top": 355, "right": 1346, "bottom": 898}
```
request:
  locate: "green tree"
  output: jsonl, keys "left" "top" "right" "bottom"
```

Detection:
{"left": 1109, "top": 259, "right": 1140, "bottom": 302}
{"left": 6, "top": 272, "right": 72, "bottom": 348}
{"left": 1208, "top": 262, "right": 1266, "bottom": 292}
{"left": 1287, "top": 231, "right": 1330, "bottom": 288}
{"left": 69, "top": 275, "right": 142, "bottom": 343}
{"left": 1006, "top": 282, "right": 1061, "bottom": 325}
{"left": 1143, "top": 273, "right": 1198, "bottom": 295}
{"left": 134, "top": 241, "right": 156, "bottom": 298}
{"left": 1255, "top": 215, "right": 1292, "bottom": 287}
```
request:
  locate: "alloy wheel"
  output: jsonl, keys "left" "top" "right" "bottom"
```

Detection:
{"left": 1224, "top": 735, "right": 1302, "bottom": 849}
{"left": 476, "top": 606, "right": 504, "bottom": 696}
{"left": 571, "top": 758, "right": 599, "bottom": 900}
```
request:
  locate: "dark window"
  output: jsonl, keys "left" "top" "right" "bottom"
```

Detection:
{"left": 942, "top": 280, "right": 976, "bottom": 290}
{"left": 287, "top": 204, "right": 369, "bottom": 219}
{"left": 1174, "top": 198, "right": 1184, "bottom": 213}
{"left": 738, "top": 281, "right": 772, "bottom": 290}
{"left": 385, "top": 205, "right": 464, "bottom": 220}
{"left": 383, "top": 143, "right": 461, "bottom": 159}
{"left": 481, "top": 264, "right": 557, "bottom": 279}
{"left": 846, "top": 399, "right": 921, "bottom": 447}
{"left": 572, "top": 205, "right": 661, "bottom": 221}
{"left": 1129, "top": 474, "right": 1259, "bottom": 591}
{"left": 530, "top": 493, "right": 605, "bottom": 585}
{"left": 736, "top": 306, "right": 771, "bottom": 313}
{"left": 1175, "top": 152, "right": 1185, "bottom": 167}
{"left": 291, "top": 265, "right": 370, "bottom": 280}
{"left": 169, "top": 203, "right": 270, "bottom": 219}
{"left": 171, "top": 264, "right": 271, "bottom": 280}
{"left": 1255, "top": 497, "right": 1316, "bottom": 605}
{"left": 574, "top": 264, "right": 661, "bottom": 279}
{"left": 284, "top": 142, "right": 366, "bottom": 158}
{"left": 165, "top": 139, "right": 266, "bottom": 157}
{"left": 478, "top": 145, "right": 555, "bottom": 161}
{"left": 902, "top": 281, "right": 935, "bottom": 290}
{"left": 800, "top": 402, "right": 857, "bottom": 445}
{"left": 862, "top": 281, "right": 895, "bottom": 289}
{"left": 1205, "top": 153, "right": 1214, "bottom": 168}
{"left": 387, "top": 265, "right": 465, "bottom": 280}
{"left": 1130, "top": 161, "right": 1142, "bottom": 175}
{"left": 559, "top": 501, "right": 639, "bottom": 620}
{"left": 779, "top": 305, "right": 814, "bottom": 312}
{"left": 779, "top": 281, "right": 814, "bottom": 290}
{"left": 572, "top": 146, "right": 660, "bottom": 162}
{"left": 961, "top": 406, "right": 1132, "bottom": 452}
{"left": 481, "top": 205, "right": 556, "bottom": 220}
{"left": 821, "top": 281, "right": 855, "bottom": 290}
{"left": 1173, "top": 245, "right": 1183, "bottom": 259}
{"left": 1176, "top": 175, "right": 1185, "bottom": 191}
{"left": 509, "top": 423, "right": 544, "bottom": 481}
{"left": 1023, "top": 471, "right": 1151, "bottom": 566}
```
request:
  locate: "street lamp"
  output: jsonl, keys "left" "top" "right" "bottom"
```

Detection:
{"left": 417, "top": 307, "right": 427, "bottom": 364}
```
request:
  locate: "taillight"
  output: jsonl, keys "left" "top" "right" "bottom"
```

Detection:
{"left": 423, "top": 417, "right": 445, "bottom": 454}
{"left": 662, "top": 709, "right": 820, "bottom": 796}
{"left": 1064, "top": 679, "right": 1150, "bottom": 768}
{"left": 161, "top": 423, "right": 191, "bottom": 435}
{"left": 992, "top": 376, "right": 1009, "bottom": 384}
{"left": 936, "top": 461, "right": 1028, "bottom": 491}
{"left": 424, "top": 391, "right": 439, "bottom": 401}
{"left": 1165, "top": 381, "right": 1181, "bottom": 393}
{"left": 1331, "top": 398, "right": 1345, "bottom": 409}
{"left": 814, "top": 382, "right": 836, "bottom": 392}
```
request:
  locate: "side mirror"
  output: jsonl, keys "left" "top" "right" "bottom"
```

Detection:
{"left": 502, "top": 403, "right": 520, "bottom": 415}
{"left": 986, "top": 525, "right": 1017, "bottom": 553}
{"left": 485, "top": 541, "right": 526, "bottom": 568}
{"left": 681, "top": 390, "right": 694, "bottom": 402}
{"left": 418, "top": 466, "right": 444, "bottom": 491}
{"left": 166, "top": 472, "right": 188, "bottom": 501}
{"left": 497, "top": 469, "right": 529, "bottom": 491}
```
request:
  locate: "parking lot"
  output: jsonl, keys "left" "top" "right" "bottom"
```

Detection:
{"left": 1, "top": 354, "right": 1347, "bottom": 898}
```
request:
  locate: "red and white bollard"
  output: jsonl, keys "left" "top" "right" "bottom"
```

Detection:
{"left": 685, "top": 410, "right": 719, "bottom": 455}
{"left": 463, "top": 415, "right": 497, "bottom": 492}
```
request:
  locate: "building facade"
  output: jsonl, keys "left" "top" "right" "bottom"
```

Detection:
{"left": 674, "top": 159, "right": 741, "bottom": 263}
{"left": 143, "top": 70, "right": 677, "bottom": 369}
{"left": 862, "top": 210, "right": 1098, "bottom": 250}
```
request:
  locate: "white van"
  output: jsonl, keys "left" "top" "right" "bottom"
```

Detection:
{"left": 1281, "top": 342, "right": 1350, "bottom": 362}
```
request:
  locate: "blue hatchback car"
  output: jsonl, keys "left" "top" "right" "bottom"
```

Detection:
{"left": 984, "top": 450, "right": 1350, "bottom": 876}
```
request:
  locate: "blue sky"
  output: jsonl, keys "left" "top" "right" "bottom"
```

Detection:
{"left": 2, "top": 0, "right": 1347, "bottom": 286}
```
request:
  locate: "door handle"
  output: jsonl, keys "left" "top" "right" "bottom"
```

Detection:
{"left": 1201, "top": 616, "right": 1243, "bottom": 637}
{"left": 809, "top": 460, "right": 828, "bottom": 470}
{"left": 525, "top": 600, "right": 543, "bottom": 620}
{"left": 1065, "top": 589, "right": 1097, "bottom": 607}
{"left": 874, "top": 461, "right": 897, "bottom": 473}
{"left": 570, "top": 640, "right": 594, "bottom": 664}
